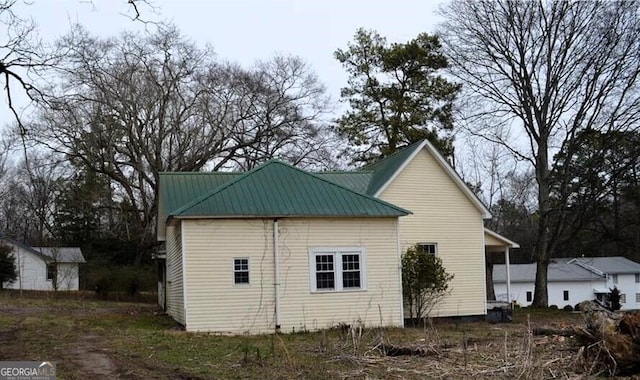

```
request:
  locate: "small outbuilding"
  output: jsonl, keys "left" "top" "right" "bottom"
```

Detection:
{"left": 1, "top": 238, "right": 85, "bottom": 291}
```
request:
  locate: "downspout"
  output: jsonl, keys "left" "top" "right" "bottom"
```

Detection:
{"left": 505, "top": 247, "right": 511, "bottom": 307}
{"left": 396, "top": 218, "right": 404, "bottom": 327}
{"left": 274, "top": 219, "right": 281, "bottom": 332}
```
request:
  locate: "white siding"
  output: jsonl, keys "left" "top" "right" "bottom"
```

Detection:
{"left": 379, "top": 149, "right": 487, "bottom": 317}
{"left": 182, "top": 219, "right": 275, "bottom": 333}
{"left": 4, "top": 246, "right": 49, "bottom": 290}
{"left": 55, "top": 263, "right": 79, "bottom": 291}
{"left": 277, "top": 218, "right": 402, "bottom": 333}
{"left": 612, "top": 273, "right": 640, "bottom": 310}
{"left": 180, "top": 218, "right": 403, "bottom": 334}
{"left": 494, "top": 279, "right": 608, "bottom": 308}
{"left": 165, "top": 223, "right": 185, "bottom": 325}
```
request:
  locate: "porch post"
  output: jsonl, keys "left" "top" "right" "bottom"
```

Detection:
{"left": 505, "top": 247, "right": 511, "bottom": 306}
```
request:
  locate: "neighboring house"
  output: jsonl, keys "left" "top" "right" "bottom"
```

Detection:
{"left": 156, "top": 140, "right": 510, "bottom": 333}
{"left": 0, "top": 238, "right": 85, "bottom": 291}
{"left": 494, "top": 256, "right": 640, "bottom": 309}
{"left": 573, "top": 256, "right": 640, "bottom": 310}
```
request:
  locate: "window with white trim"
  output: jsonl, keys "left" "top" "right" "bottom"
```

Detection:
{"left": 309, "top": 248, "right": 366, "bottom": 292}
{"left": 612, "top": 274, "right": 619, "bottom": 284}
{"left": 636, "top": 293, "right": 640, "bottom": 303}
{"left": 417, "top": 243, "right": 437, "bottom": 256}
{"left": 621, "top": 293, "right": 627, "bottom": 304}
{"left": 635, "top": 273, "right": 640, "bottom": 283}
{"left": 233, "top": 258, "right": 249, "bottom": 285}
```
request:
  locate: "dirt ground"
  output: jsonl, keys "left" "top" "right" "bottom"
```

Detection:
{"left": 0, "top": 300, "right": 189, "bottom": 379}
{"left": 0, "top": 295, "right": 630, "bottom": 379}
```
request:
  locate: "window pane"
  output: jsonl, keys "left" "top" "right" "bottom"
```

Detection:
{"left": 315, "top": 255, "right": 335, "bottom": 290}
{"left": 342, "top": 254, "right": 360, "bottom": 271}
{"left": 233, "top": 259, "right": 249, "bottom": 284}
{"left": 418, "top": 244, "right": 436, "bottom": 255}
{"left": 316, "top": 255, "right": 333, "bottom": 271}
{"left": 316, "top": 272, "right": 335, "bottom": 289}
{"left": 46, "top": 264, "right": 55, "bottom": 281}
{"left": 341, "top": 254, "right": 361, "bottom": 289}
{"left": 234, "top": 272, "right": 249, "bottom": 284}
{"left": 343, "top": 271, "right": 361, "bottom": 288}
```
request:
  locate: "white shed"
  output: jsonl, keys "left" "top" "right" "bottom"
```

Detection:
{"left": 1, "top": 239, "right": 85, "bottom": 291}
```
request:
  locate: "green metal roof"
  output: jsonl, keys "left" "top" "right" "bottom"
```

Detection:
{"left": 169, "top": 160, "right": 410, "bottom": 218}
{"left": 159, "top": 172, "right": 240, "bottom": 215}
{"left": 315, "top": 172, "right": 372, "bottom": 194}
{"left": 362, "top": 140, "right": 426, "bottom": 195}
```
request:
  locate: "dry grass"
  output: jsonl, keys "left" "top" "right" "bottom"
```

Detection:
{"left": 0, "top": 292, "right": 623, "bottom": 379}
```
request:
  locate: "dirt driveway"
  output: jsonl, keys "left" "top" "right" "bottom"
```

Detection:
{"left": 0, "top": 298, "right": 197, "bottom": 379}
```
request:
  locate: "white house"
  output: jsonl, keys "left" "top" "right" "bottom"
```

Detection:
{"left": 156, "top": 140, "right": 520, "bottom": 333}
{"left": 1, "top": 239, "right": 86, "bottom": 291}
{"left": 158, "top": 160, "right": 410, "bottom": 334}
{"left": 494, "top": 256, "right": 640, "bottom": 309}
{"left": 573, "top": 256, "right": 640, "bottom": 309}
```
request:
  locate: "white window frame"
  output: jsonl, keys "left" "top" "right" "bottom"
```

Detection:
{"left": 233, "top": 257, "right": 250, "bottom": 285}
{"left": 417, "top": 243, "right": 438, "bottom": 256}
{"left": 308, "top": 247, "right": 367, "bottom": 293}
{"left": 621, "top": 293, "right": 627, "bottom": 304}
{"left": 635, "top": 273, "right": 640, "bottom": 283}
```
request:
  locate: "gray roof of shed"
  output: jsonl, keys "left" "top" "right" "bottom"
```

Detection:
{"left": 494, "top": 258, "right": 606, "bottom": 283}
{"left": 33, "top": 247, "right": 86, "bottom": 263}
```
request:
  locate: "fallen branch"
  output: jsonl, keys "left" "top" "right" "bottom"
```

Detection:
{"left": 375, "top": 341, "right": 440, "bottom": 357}
{"left": 532, "top": 327, "right": 579, "bottom": 337}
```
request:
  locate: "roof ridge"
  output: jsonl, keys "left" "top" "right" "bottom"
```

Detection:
{"left": 361, "top": 139, "right": 426, "bottom": 170}
{"left": 286, "top": 162, "right": 411, "bottom": 215}
{"left": 160, "top": 171, "right": 241, "bottom": 176}
{"left": 316, "top": 170, "right": 373, "bottom": 175}
{"left": 172, "top": 159, "right": 411, "bottom": 217}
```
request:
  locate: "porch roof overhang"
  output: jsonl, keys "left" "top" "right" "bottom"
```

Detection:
{"left": 485, "top": 228, "right": 520, "bottom": 252}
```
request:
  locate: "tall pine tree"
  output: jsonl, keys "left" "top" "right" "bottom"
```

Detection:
{"left": 335, "top": 29, "right": 461, "bottom": 163}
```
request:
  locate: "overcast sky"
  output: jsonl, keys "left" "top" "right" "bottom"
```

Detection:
{"left": 3, "top": 0, "right": 446, "bottom": 126}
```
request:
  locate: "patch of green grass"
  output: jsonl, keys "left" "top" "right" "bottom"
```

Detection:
{"left": 512, "top": 306, "right": 582, "bottom": 324}
{"left": 0, "top": 294, "right": 592, "bottom": 379}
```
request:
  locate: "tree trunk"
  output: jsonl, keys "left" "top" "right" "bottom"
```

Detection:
{"left": 533, "top": 142, "right": 550, "bottom": 307}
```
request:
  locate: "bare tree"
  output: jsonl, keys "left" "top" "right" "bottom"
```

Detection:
{"left": 440, "top": 0, "right": 640, "bottom": 306}
{"left": 0, "top": 0, "right": 50, "bottom": 129}
{"left": 0, "top": 153, "right": 65, "bottom": 244}
{"left": 0, "top": 0, "right": 155, "bottom": 128}
{"left": 29, "top": 26, "right": 332, "bottom": 262}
